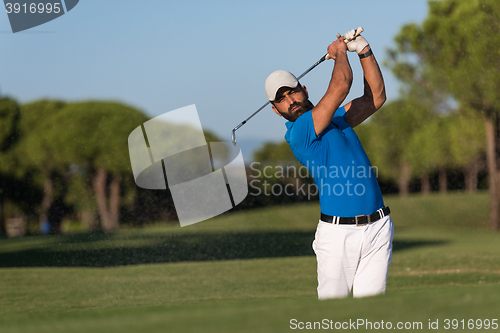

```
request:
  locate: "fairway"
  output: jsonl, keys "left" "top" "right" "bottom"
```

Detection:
{"left": 1, "top": 192, "right": 499, "bottom": 332}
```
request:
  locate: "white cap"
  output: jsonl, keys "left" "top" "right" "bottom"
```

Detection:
{"left": 265, "top": 70, "right": 299, "bottom": 102}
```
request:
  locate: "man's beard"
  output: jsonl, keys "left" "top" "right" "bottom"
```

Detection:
{"left": 279, "top": 100, "right": 314, "bottom": 122}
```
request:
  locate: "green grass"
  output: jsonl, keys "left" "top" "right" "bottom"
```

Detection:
{"left": 0, "top": 191, "right": 499, "bottom": 332}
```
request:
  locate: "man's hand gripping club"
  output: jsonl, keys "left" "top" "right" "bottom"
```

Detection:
{"left": 336, "top": 27, "right": 369, "bottom": 54}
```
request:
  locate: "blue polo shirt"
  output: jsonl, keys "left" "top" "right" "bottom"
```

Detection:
{"left": 285, "top": 107, "right": 384, "bottom": 217}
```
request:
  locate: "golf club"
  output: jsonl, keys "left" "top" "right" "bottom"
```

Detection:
{"left": 230, "top": 27, "right": 364, "bottom": 146}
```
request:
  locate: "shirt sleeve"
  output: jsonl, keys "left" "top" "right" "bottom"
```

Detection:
{"left": 287, "top": 111, "right": 321, "bottom": 155}
{"left": 288, "top": 107, "right": 348, "bottom": 155}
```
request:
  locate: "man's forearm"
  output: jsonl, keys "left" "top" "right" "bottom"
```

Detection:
{"left": 344, "top": 47, "right": 386, "bottom": 127}
{"left": 359, "top": 47, "right": 386, "bottom": 110}
{"left": 312, "top": 49, "right": 353, "bottom": 135}
{"left": 331, "top": 50, "right": 353, "bottom": 96}
{"left": 323, "top": 50, "right": 352, "bottom": 111}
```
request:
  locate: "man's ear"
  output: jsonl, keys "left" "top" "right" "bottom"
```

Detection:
{"left": 272, "top": 105, "right": 282, "bottom": 117}
{"left": 302, "top": 85, "right": 309, "bottom": 98}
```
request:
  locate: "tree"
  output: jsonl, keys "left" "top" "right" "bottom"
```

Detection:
{"left": 405, "top": 117, "right": 453, "bottom": 194}
{"left": 447, "top": 110, "right": 485, "bottom": 192}
{"left": 48, "top": 101, "right": 147, "bottom": 232}
{"left": 367, "top": 98, "right": 432, "bottom": 196}
{"left": 0, "top": 96, "right": 21, "bottom": 234}
{"left": 16, "top": 100, "right": 67, "bottom": 232}
{"left": 253, "top": 140, "right": 296, "bottom": 165}
{"left": 391, "top": 0, "right": 500, "bottom": 229}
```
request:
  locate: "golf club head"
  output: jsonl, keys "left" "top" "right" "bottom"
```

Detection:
{"left": 231, "top": 128, "right": 237, "bottom": 146}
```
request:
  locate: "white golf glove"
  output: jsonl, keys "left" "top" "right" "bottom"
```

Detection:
{"left": 343, "top": 29, "right": 369, "bottom": 54}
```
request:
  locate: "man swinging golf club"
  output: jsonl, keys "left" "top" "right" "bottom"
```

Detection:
{"left": 265, "top": 29, "right": 393, "bottom": 299}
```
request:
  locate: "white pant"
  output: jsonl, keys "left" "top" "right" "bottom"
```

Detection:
{"left": 312, "top": 215, "right": 394, "bottom": 299}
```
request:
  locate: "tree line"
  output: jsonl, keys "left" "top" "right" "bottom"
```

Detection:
{"left": 0, "top": 99, "right": 148, "bottom": 234}
{"left": 0, "top": 99, "right": 226, "bottom": 234}
{"left": 386, "top": 0, "right": 499, "bottom": 230}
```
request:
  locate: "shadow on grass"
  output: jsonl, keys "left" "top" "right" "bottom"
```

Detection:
{"left": 0, "top": 232, "right": 447, "bottom": 268}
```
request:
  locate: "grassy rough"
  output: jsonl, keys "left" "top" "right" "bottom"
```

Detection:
{"left": 0, "top": 191, "right": 499, "bottom": 332}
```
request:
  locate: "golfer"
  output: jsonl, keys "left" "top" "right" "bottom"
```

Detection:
{"left": 265, "top": 30, "right": 393, "bottom": 299}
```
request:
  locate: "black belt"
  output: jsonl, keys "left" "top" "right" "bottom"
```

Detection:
{"left": 321, "top": 206, "right": 390, "bottom": 226}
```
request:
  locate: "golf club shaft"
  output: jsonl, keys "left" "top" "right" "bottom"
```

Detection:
{"left": 231, "top": 53, "right": 328, "bottom": 146}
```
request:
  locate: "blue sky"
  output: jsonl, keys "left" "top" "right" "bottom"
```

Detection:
{"left": 0, "top": 0, "right": 429, "bottom": 157}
